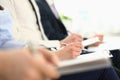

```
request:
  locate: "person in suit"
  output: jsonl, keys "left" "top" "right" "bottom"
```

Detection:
{"left": 35, "top": 0, "right": 103, "bottom": 47}
{"left": 36, "top": 0, "right": 120, "bottom": 72}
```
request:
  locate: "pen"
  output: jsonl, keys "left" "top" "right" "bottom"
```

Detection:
{"left": 61, "top": 43, "right": 68, "bottom": 46}
{"left": 27, "top": 42, "right": 39, "bottom": 55}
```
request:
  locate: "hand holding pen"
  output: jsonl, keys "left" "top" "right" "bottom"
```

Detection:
{"left": 23, "top": 42, "right": 60, "bottom": 80}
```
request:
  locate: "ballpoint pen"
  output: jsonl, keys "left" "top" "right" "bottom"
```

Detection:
{"left": 27, "top": 42, "right": 39, "bottom": 55}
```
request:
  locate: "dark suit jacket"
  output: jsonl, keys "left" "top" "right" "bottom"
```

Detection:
{"left": 36, "top": 0, "right": 68, "bottom": 40}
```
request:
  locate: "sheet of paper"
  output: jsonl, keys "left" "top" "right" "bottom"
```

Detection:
{"left": 82, "top": 37, "right": 100, "bottom": 47}
{"left": 88, "top": 36, "right": 120, "bottom": 51}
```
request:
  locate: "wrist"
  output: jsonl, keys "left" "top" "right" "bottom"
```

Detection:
{"left": 60, "top": 41, "right": 67, "bottom": 47}
{"left": 54, "top": 50, "right": 61, "bottom": 60}
{"left": 60, "top": 40, "right": 63, "bottom": 47}
{"left": 54, "top": 49, "right": 65, "bottom": 61}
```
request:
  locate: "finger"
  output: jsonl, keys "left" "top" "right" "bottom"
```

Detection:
{"left": 71, "top": 33, "right": 82, "bottom": 37}
{"left": 70, "top": 48, "right": 81, "bottom": 58}
{"left": 33, "top": 53, "right": 60, "bottom": 79}
{"left": 74, "top": 39, "right": 82, "bottom": 42}
{"left": 43, "top": 64, "right": 60, "bottom": 79}
{"left": 73, "top": 36, "right": 83, "bottom": 42}
{"left": 70, "top": 44, "right": 82, "bottom": 51}
{"left": 38, "top": 48, "right": 59, "bottom": 66}
{"left": 24, "top": 68, "right": 40, "bottom": 80}
{"left": 39, "top": 62, "right": 60, "bottom": 79}
{"left": 75, "top": 51, "right": 81, "bottom": 56}
{"left": 96, "top": 34, "right": 104, "bottom": 41}
{"left": 91, "top": 42, "right": 100, "bottom": 46}
{"left": 72, "top": 52, "right": 80, "bottom": 58}
{"left": 74, "top": 47, "right": 82, "bottom": 52}
{"left": 73, "top": 42, "right": 84, "bottom": 49}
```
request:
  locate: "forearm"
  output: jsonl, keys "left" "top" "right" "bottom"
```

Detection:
{"left": 0, "top": 51, "right": 8, "bottom": 77}
{"left": 0, "top": 49, "right": 28, "bottom": 79}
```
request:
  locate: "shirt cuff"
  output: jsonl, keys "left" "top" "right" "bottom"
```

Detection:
{"left": 37, "top": 40, "right": 60, "bottom": 48}
{"left": 0, "top": 39, "right": 25, "bottom": 49}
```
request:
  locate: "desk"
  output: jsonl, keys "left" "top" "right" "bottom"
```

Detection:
{"left": 88, "top": 36, "right": 120, "bottom": 51}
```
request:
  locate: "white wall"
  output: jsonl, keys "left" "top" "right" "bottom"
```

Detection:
{"left": 55, "top": 0, "right": 120, "bottom": 36}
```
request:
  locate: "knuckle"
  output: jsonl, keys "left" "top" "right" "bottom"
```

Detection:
{"left": 72, "top": 54, "right": 77, "bottom": 58}
{"left": 72, "top": 55, "right": 75, "bottom": 58}
{"left": 69, "top": 47, "right": 73, "bottom": 51}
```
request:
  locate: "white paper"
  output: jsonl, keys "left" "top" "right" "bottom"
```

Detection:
{"left": 88, "top": 36, "right": 120, "bottom": 51}
{"left": 82, "top": 37, "right": 100, "bottom": 47}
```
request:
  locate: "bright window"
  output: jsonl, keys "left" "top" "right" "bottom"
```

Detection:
{"left": 55, "top": 0, "right": 120, "bottom": 36}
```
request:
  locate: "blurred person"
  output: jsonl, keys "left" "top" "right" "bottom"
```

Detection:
{"left": 0, "top": 4, "right": 59, "bottom": 80}
{"left": 0, "top": 48, "right": 60, "bottom": 80}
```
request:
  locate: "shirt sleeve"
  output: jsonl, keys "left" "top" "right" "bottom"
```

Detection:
{"left": 38, "top": 40, "right": 60, "bottom": 48}
{"left": 0, "top": 6, "right": 25, "bottom": 49}
{"left": 0, "top": 38, "right": 25, "bottom": 49}
{"left": 0, "top": 7, "right": 13, "bottom": 39}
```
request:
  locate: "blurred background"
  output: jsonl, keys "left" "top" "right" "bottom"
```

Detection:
{"left": 54, "top": 0, "right": 120, "bottom": 37}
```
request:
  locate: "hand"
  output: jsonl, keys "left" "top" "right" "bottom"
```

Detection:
{"left": 88, "top": 34, "right": 104, "bottom": 47}
{"left": 55, "top": 42, "right": 83, "bottom": 61}
{"left": 60, "top": 33, "right": 83, "bottom": 47}
{"left": 0, "top": 48, "right": 59, "bottom": 80}
{"left": 38, "top": 48, "right": 59, "bottom": 66}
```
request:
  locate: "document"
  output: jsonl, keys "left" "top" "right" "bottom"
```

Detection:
{"left": 82, "top": 37, "right": 100, "bottom": 47}
{"left": 58, "top": 51, "right": 111, "bottom": 75}
{"left": 88, "top": 36, "right": 120, "bottom": 51}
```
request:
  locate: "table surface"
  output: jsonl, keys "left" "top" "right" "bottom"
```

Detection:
{"left": 88, "top": 36, "right": 120, "bottom": 51}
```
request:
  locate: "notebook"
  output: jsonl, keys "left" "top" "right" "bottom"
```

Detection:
{"left": 58, "top": 50, "right": 111, "bottom": 75}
